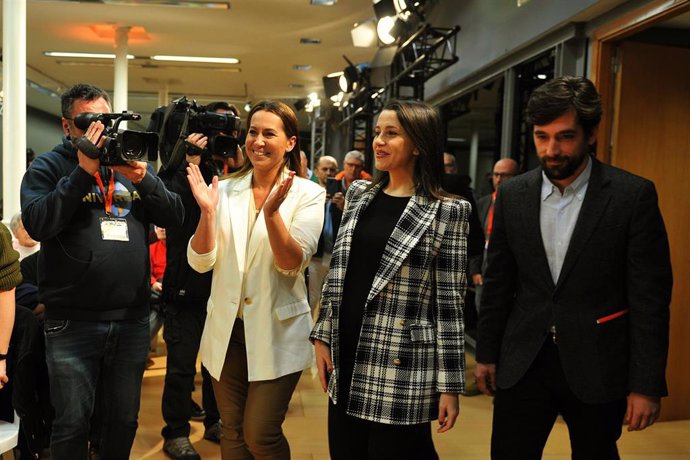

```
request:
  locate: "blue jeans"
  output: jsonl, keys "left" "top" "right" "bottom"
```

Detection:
{"left": 44, "top": 316, "right": 150, "bottom": 460}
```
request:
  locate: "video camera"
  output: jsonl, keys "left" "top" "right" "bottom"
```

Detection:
{"left": 73, "top": 112, "right": 158, "bottom": 166}
{"left": 147, "top": 96, "right": 242, "bottom": 174}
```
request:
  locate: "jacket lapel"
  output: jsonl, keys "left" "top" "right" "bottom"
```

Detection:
{"left": 366, "top": 192, "right": 439, "bottom": 305}
{"left": 227, "top": 173, "right": 252, "bottom": 272}
{"left": 555, "top": 158, "right": 611, "bottom": 289}
{"left": 521, "top": 169, "right": 556, "bottom": 291}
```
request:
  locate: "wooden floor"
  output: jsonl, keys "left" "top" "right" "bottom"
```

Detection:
{"left": 132, "top": 354, "right": 690, "bottom": 460}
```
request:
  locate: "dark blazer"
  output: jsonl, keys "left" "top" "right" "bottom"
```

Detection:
{"left": 311, "top": 180, "right": 470, "bottom": 424}
{"left": 476, "top": 157, "right": 672, "bottom": 404}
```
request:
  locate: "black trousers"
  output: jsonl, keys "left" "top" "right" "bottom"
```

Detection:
{"left": 491, "top": 339, "right": 627, "bottom": 460}
{"left": 161, "top": 303, "right": 219, "bottom": 439}
{"left": 328, "top": 400, "right": 438, "bottom": 460}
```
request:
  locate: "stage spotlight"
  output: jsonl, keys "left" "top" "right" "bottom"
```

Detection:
{"left": 376, "top": 15, "right": 401, "bottom": 45}
{"left": 351, "top": 19, "right": 378, "bottom": 48}
{"left": 373, "top": 0, "right": 397, "bottom": 20}
{"left": 322, "top": 73, "right": 343, "bottom": 98}
{"left": 294, "top": 98, "right": 308, "bottom": 112}
{"left": 339, "top": 64, "right": 360, "bottom": 92}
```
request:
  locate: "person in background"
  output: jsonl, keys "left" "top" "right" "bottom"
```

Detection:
{"left": 20, "top": 83, "right": 184, "bottom": 460}
{"left": 476, "top": 76, "right": 672, "bottom": 459}
{"left": 312, "top": 99, "right": 470, "bottom": 459}
{"left": 157, "top": 101, "right": 241, "bottom": 460}
{"left": 443, "top": 152, "right": 458, "bottom": 175}
{"left": 187, "top": 100, "right": 325, "bottom": 459}
{"left": 148, "top": 225, "right": 166, "bottom": 341}
{"left": 470, "top": 158, "right": 518, "bottom": 313}
{"left": 331, "top": 150, "right": 372, "bottom": 241}
{"left": 0, "top": 223, "right": 21, "bottom": 392}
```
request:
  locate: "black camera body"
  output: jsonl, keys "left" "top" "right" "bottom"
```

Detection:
{"left": 74, "top": 112, "right": 158, "bottom": 166}
{"left": 147, "top": 96, "right": 242, "bottom": 174}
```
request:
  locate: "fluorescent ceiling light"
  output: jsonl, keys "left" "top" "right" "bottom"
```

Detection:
{"left": 310, "top": 0, "right": 337, "bottom": 5}
{"left": 44, "top": 51, "right": 135, "bottom": 59}
{"left": 150, "top": 55, "right": 239, "bottom": 64}
{"left": 102, "top": 0, "right": 230, "bottom": 8}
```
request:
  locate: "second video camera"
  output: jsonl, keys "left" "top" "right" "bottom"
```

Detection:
{"left": 74, "top": 112, "right": 158, "bottom": 166}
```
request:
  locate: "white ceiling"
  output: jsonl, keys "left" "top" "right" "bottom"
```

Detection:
{"left": 2, "top": 0, "right": 380, "bottom": 124}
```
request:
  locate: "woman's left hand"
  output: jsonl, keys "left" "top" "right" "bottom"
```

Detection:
{"left": 437, "top": 392, "right": 459, "bottom": 433}
{"left": 263, "top": 170, "right": 295, "bottom": 217}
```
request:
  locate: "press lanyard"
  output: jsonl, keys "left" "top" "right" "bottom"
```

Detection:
{"left": 94, "top": 169, "right": 115, "bottom": 216}
{"left": 486, "top": 191, "right": 497, "bottom": 245}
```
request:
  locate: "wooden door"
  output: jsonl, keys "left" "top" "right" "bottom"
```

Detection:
{"left": 611, "top": 40, "right": 690, "bottom": 420}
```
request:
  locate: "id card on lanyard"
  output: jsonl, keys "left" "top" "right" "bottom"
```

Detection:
{"left": 95, "top": 169, "right": 129, "bottom": 242}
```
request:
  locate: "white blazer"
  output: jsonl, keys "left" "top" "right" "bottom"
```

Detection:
{"left": 188, "top": 170, "right": 325, "bottom": 381}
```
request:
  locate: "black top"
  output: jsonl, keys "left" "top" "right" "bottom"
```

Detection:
{"left": 338, "top": 191, "right": 410, "bottom": 401}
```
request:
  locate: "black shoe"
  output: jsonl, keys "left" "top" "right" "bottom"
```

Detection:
{"left": 190, "top": 401, "right": 206, "bottom": 421}
{"left": 203, "top": 421, "right": 221, "bottom": 444}
{"left": 163, "top": 437, "right": 201, "bottom": 460}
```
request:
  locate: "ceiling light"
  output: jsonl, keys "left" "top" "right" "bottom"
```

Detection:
{"left": 150, "top": 55, "right": 239, "bottom": 64}
{"left": 310, "top": 0, "right": 337, "bottom": 5}
{"left": 101, "top": 0, "right": 230, "bottom": 9}
{"left": 44, "top": 51, "right": 135, "bottom": 59}
{"left": 293, "top": 65, "right": 312, "bottom": 71}
{"left": 244, "top": 102, "right": 252, "bottom": 113}
{"left": 300, "top": 38, "right": 321, "bottom": 44}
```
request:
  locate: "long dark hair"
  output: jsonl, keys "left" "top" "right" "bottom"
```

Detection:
{"left": 233, "top": 100, "right": 301, "bottom": 177}
{"left": 370, "top": 99, "right": 447, "bottom": 200}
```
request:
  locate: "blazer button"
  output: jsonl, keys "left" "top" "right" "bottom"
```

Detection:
{"left": 244, "top": 297, "right": 252, "bottom": 305}
{"left": 399, "top": 319, "right": 407, "bottom": 326}
{"left": 393, "top": 358, "right": 402, "bottom": 366}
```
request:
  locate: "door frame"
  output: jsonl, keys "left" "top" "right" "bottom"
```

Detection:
{"left": 590, "top": 0, "right": 690, "bottom": 164}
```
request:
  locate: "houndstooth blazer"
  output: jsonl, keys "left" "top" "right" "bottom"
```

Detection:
{"left": 311, "top": 180, "right": 470, "bottom": 425}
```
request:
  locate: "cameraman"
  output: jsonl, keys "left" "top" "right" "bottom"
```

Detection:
{"left": 158, "top": 101, "right": 242, "bottom": 460}
{"left": 20, "top": 83, "right": 185, "bottom": 460}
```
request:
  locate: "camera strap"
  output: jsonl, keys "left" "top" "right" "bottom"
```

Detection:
{"left": 94, "top": 169, "right": 116, "bottom": 216}
{"left": 159, "top": 98, "right": 191, "bottom": 176}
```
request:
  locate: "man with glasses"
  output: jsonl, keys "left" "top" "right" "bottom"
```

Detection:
{"left": 470, "top": 158, "right": 519, "bottom": 313}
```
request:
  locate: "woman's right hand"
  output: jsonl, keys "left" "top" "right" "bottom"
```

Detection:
{"left": 314, "top": 339, "right": 333, "bottom": 392}
{"left": 187, "top": 163, "right": 218, "bottom": 213}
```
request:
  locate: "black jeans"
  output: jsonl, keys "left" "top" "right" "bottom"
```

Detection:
{"left": 161, "top": 303, "right": 219, "bottom": 439}
{"left": 491, "top": 339, "right": 627, "bottom": 460}
{"left": 328, "top": 400, "right": 438, "bottom": 460}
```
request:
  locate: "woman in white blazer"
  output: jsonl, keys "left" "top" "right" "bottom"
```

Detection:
{"left": 187, "top": 101, "right": 325, "bottom": 460}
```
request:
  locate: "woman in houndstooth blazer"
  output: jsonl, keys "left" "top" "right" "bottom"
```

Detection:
{"left": 311, "top": 100, "right": 470, "bottom": 459}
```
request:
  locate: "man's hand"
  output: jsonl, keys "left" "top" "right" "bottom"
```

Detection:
{"left": 472, "top": 273, "right": 483, "bottom": 286}
{"left": 332, "top": 191, "right": 345, "bottom": 211}
{"left": 226, "top": 146, "right": 245, "bottom": 171}
{"left": 314, "top": 339, "right": 333, "bottom": 392}
{"left": 626, "top": 393, "right": 661, "bottom": 431}
{"left": 111, "top": 161, "right": 148, "bottom": 184}
{"left": 77, "top": 120, "right": 106, "bottom": 175}
{"left": 438, "top": 393, "right": 459, "bottom": 433}
{"left": 152, "top": 281, "right": 163, "bottom": 294}
{"left": 0, "top": 361, "right": 7, "bottom": 391}
{"left": 475, "top": 362, "right": 497, "bottom": 396}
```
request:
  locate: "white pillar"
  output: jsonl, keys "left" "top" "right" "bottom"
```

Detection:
{"left": 469, "top": 127, "right": 479, "bottom": 189}
{"left": 158, "top": 85, "right": 169, "bottom": 108}
{"left": 113, "top": 26, "right": 130, "bottom": 128}
{"left": 2, "top": 0, "right": 27, "bottom": 222}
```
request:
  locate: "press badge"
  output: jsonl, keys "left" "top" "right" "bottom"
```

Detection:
{"left": 100, "top": 217, "right": 129, "bottom": 241}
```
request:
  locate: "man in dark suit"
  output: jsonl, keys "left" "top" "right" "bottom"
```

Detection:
{"left": 471, "top": 158, "right": 518, "bottom": 312}
{"left": 475, "top": 76, "right": 672, "bottom": 459}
